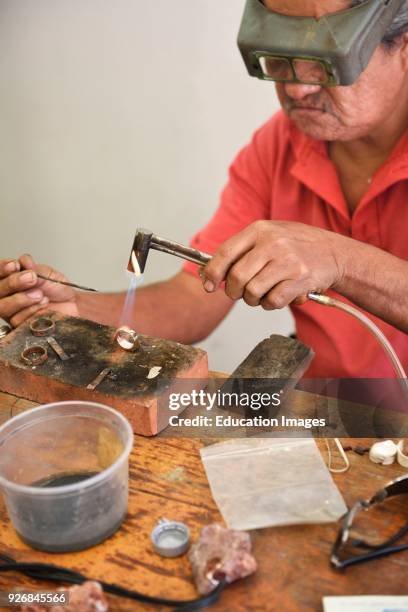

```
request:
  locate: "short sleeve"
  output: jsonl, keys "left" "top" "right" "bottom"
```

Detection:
{"left": 183, "top": 113, "right": 284, "bottom": 276}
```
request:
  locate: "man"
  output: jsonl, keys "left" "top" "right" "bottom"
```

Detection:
{"left": 1, "top": 0, "right": 408, "bottom": 378}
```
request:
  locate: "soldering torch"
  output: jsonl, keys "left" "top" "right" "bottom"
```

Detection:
{"left": 128, "top": 227, "right": 326, "bottom": 305}
{"left": 127, "top": 228, "right": 407, "bottom": 383}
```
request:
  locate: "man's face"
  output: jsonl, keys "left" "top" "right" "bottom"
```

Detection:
{"left": 264, "top": 0, "right": 408, "bottom": 141}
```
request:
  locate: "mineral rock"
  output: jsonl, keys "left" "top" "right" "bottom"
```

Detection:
{"left": 20, "top": 581, "right": 108, "bottom": 612}
{"left": 188, "top": 523, "right": 257, "bottom": 595}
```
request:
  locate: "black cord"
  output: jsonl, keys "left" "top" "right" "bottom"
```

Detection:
{"left": 334, "top": 543, "right": 408, "bottom": 569}
{"left": 0, "top": 555, "right": 225, "bottom": 610}
{"left": 351, "top": 522, "right": 408, "bottom": 551}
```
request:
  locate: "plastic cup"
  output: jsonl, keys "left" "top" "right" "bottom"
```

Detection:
{"left": 0, "top": 401, "right": 133, "bottom": 552}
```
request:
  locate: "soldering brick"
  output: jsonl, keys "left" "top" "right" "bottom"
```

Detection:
{"left": 0, "top": 313, "right": 208, "bottom": 436}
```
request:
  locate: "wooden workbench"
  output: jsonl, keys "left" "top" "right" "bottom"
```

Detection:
{"left": 0, "top": 389, "right": 407, "bottom": 612}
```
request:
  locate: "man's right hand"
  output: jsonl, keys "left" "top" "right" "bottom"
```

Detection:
{"left": 0, "top": 254, "right": 79, "bottom": 327}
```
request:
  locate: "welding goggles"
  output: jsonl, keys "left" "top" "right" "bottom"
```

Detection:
{"left": 238, "top": 0, "right": 404, "bottom": 87}
{"left": 331, "top": 474, "right": 408, "bottom": 568}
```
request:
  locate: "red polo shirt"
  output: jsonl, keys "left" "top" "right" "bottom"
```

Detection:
{"left": 183, "top": 111, "right": 408, "bottom": 378}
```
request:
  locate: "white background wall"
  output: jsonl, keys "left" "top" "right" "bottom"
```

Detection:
{"left": 0, "top": 0, "right": 293, "bottom": 372}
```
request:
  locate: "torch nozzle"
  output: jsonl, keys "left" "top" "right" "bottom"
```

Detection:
{"left": 127, "top": 229, "right": 153, "bottom": 276}
{"left": 127, "top": 228, "right": 212, "bottom": 276}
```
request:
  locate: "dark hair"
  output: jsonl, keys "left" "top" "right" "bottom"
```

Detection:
{"left": 352, "top": 0, "right": 408, "bottom": 47}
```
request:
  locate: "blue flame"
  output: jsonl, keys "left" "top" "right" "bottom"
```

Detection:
{"left": 120, "top": 272, "right": 145, "bottom": 328}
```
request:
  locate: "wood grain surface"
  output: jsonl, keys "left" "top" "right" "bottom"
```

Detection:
{"left": 0, "top": 390, "right": 407, "bottom": 612}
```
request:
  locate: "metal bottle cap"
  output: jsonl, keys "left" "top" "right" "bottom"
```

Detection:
{"left": 151, "top": 518, "right": 190, "bottom": 558}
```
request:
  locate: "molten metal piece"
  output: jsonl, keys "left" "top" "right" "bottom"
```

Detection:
{"left": 115, "top": 326, "right": 139, "bottom": 351}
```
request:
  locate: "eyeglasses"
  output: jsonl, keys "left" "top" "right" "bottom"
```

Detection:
{"left": 331, "top": 475, "right": 408, "bottom": 569}
{"left": 256, "top": 55, "right": 334, "bottom": 86}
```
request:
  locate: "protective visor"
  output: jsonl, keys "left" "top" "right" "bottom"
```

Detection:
{"left": 238, "top": 0, "right": 404, "bottom": 86}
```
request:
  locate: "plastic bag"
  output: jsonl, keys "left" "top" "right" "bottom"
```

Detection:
{"left": 200, "top": 438, "right": 347, "bottom": 530}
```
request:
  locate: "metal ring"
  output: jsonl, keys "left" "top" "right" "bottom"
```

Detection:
{"left": 21, "top": 345, "right": 48, "bottom": 366}
{"left": 115, "top": 326, "right": 139, "bottom": 351}
{"left": 29, "top": 316, "right": 55, "bottom": 337}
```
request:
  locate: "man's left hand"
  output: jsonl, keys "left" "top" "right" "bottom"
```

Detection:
{"left": 202, "top": 221, "right": 345, "bottom": 309}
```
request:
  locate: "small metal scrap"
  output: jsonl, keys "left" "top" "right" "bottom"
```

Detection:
{"left": 87, "top": 368, "right": 112, "bottom": 391}
{"left": 147, "top": 366, "right": 162, "bottom": 379}
{"left": 30, "top": 316, "right": 55, "bottom": 337}
{"left": 21, "top": 345, "right": 48, "bottom": 366}
{"left": 47, "top": 336, "right": 70, "bottom": 361}
{"left": 151, "top": 519, "right": 190, "bottom": 558}
{"left": 0, "top": 324, "right": 12, "bottom": 339}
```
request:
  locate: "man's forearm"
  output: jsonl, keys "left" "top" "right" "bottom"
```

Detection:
{"left": 334, "top": 236, "right": 408, "bottom": 333}
{"left": 76, "top": 271, "right": 233, "bottom": 344}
